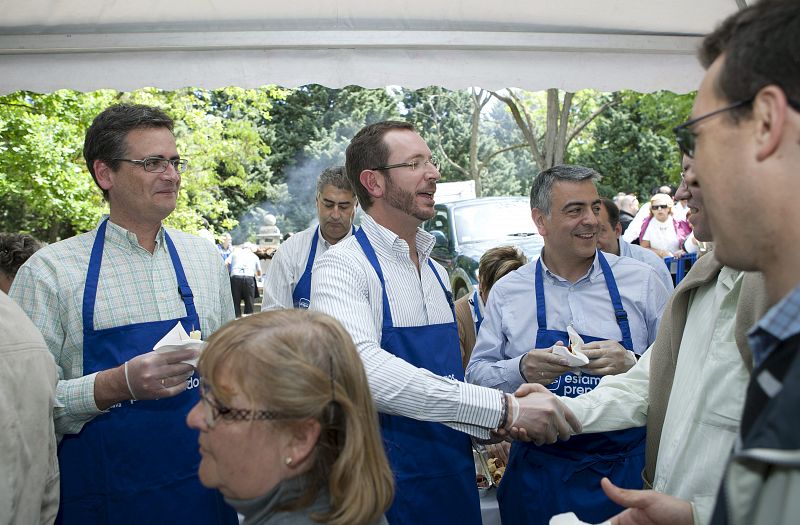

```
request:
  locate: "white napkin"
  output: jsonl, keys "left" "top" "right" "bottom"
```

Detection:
{"left": 153, "top": 322, "right": 204, "bottom": 367}
{"left": 552, "top": 325, "right": 589, "bottom": 367}
{"left": 549, "top": 512, "right": 611, "bottom": 525}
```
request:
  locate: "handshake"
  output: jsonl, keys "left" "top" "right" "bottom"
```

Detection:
{"left": 496, "top": 383, "right": 582, "bottom": 446}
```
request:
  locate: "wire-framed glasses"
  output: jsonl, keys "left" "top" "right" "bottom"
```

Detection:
{"left": 113, "top": 156, "right": 189, "bottom": 174}
{"left": 369, "top": 155, "right": 441, "bottom": 172}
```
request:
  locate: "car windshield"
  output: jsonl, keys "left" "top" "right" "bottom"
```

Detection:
{"left": 453, "top": 199, "right": 537, "bottom": 244}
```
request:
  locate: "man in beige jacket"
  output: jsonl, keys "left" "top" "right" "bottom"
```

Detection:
{"left": 0, "top": 290, "right": 59, "bottom": 524}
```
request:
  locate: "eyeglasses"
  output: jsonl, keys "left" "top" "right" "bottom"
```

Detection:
{"left": 199, "top": 379, "right": 286, "bottom": 428}
{"left": 651, "top": 204, "right": 670, "bottom": 210}
{"left": 113, "top": 156, "right": 189, "bottom": 174}
{"left": 369, "top": 155, "right": 441, "bottom": 172}
{"left": 673, "top": 99, "right": 754, "bottom": 158}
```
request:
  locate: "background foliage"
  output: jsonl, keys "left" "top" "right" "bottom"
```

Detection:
{"left": 0, "top": 86, "right": 694, "bottom": 243}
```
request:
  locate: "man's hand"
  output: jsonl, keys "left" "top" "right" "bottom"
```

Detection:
{"left": 124, "top": 349, "right": 198, "bottom": 400}
{"left": 602, "top": 477, "right": 693, "bottom": 525}
{"left": 520, "top": 345, "right": 572, "bottom": 385}
{"left": 506, "top": 383, "right": 582, "bottom": 445}
{"left": 581, "top": 340, "right": 636, "bottom": 376}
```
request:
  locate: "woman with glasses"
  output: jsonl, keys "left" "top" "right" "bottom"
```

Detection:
{"left": 187, "top": 310, "right": 393, "bottom": 525}
{"left": 639, "top": 193, "right": 691, "bottom": 259}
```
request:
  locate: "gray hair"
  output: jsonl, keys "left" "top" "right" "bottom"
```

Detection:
{"left": 529, "top": 165, "right": 601, "bottom": 215}
{"left": 316, "top": 166, "right": 355, "bottom": 198}
{"left": 0, "top": 233, "right": 43, "bottom": 279}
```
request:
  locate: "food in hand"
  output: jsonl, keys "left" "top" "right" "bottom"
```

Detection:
{"left": 189, "top": 330, "right": 202, "bottom": 340}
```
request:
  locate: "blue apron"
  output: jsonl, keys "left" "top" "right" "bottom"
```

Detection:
{"left": 355, "top": 228, "right": 481, "bottom": 525}
{"left": 470, "top": 290, "right": 484, "bottom": 333}
{"left": 292, "top": 225, "right": 355, "bottom": 309}
{"left": 56, "top": 219, "right": 237, "bottom": 525}
{"left": 498, "top": 251, "right": 646, "bottom": 525}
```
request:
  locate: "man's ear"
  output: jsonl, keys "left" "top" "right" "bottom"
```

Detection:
{"left": 94, "top": 159, "right": 115, "bottom": 192}
{"left": 752, "top": 85, "right": 789, "bottom": 162}
{"left": 614, "top": 223, "right": 622, "bottom": 238}
{"left": 532, "top": 208, "right": 548, "bottom": 236}
{"left": 359, "top": 169, "right": 385, "bottom": 200}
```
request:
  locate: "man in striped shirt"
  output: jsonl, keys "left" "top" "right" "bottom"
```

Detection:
{"left": 311, "top": 121, "right": 581, "bottom": 525}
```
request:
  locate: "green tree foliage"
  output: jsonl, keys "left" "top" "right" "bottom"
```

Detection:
{"left": 568, "top": 90, "right": 695, "bottom": 200}
{"left": 1, "top": 86, "right": 287, "bottom": 242}
{"left": 262, "top": 85, "right": 400, "bottom": 234}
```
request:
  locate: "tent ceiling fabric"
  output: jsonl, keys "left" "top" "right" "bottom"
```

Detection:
{"left": 0, "top": 0, "right": 742, "bottom": 94}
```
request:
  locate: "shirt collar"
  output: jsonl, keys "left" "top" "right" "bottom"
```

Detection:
{"left": 318, "top": 224, "right": 354, "bottom": 250}
{"left": 360, "top": 213, "right": 434, "bottom": 261}
{"left": 538, "top": 248, "right": 600, "bottom": 285}
{"left": 748, "top": 283, "right": 800, "bottom": 368}
{"left": 101, "top": 216, "right": 166, "bottom": 253}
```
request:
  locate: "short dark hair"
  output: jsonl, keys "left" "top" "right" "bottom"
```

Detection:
{"left": 600, "top": 198, "right": 620, "bottom": 229}
{"left": 529, "top": 165, "right": 601, "bottom": 215}
{"left": 83, "top": 104, "right": 174, "bottom": 200}
{"left": 345, "top": 121, "right": 415, "bottom": 210}
{"left": 316, "top": 166, "right": 355, "bottom": 199}
{"left": 0, "top": 233, "right": 43, "bottom": 279}
{"left": 699, "top": 0, "right": 800, "bottom": 120}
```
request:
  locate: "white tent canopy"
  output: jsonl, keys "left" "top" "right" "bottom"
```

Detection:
{"left": 0, "top": 0, "right": 745, "bottom": 95}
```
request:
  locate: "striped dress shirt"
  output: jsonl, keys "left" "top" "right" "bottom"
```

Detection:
{"left": 311, "top": 213, "right": 504, "bottom": 439}
{"left": 9, "top": 218, "right": 235, "bottom": 438}
{"left": 261, "top": 224, "right": 353, "bottom": 311}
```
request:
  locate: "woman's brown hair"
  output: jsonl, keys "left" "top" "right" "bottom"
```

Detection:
{"left": 199, "top": 310, "right": 394, "bottom": 525}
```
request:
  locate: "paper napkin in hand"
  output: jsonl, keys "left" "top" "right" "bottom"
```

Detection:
{"left": 153, "top": 322, "right": 205, "bottom": 367}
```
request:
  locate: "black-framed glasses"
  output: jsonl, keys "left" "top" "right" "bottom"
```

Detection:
{"left": 651, "top": 204, "right": 670, "bottom": 210}
{"left": 199, "top": 379, "right": 286, "bottom": 428}
{"left": 673, "top": 99, "right": 753, "bottom": 158}
{"left": 113, "top": 156, "right": 189, "bottom": 174}
{"left": 369, "top": 155, "right": 441, "bottom": 172}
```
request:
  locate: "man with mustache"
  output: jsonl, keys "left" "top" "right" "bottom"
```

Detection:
{"left": 467, "top": 165, "right": 670, "bottom": 525}
{"left": 555, "top": 156, "right": 767, "bottom": 525}
{"left": 261, "top": 166, "right": 356, "bottom": 310}
{"left": 311, "top": 121, "right": 582, "bottom": 525}
{"left": 10, "top": 104, "right": 236, "bottom": 524}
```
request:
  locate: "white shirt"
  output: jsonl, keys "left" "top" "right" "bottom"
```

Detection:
{"left": 642, "top": 217, "right": 681, "bottom": 254}
{"left": 261, "top": 225, "right": 352, "bottom": 311}
{"left": 228, "top": 247, "right": 261, "bottom": 277}
{"left": 310, "top": 214, "right": 504, "bottom": 439}
{"left": 618, "top": 238, "right": 674, "bottom": 291}
{"left": 466, "top": 252, "right": 669, "bottom": 393}
{"left": 560, "top": 267, "right": 747, "bottom": 524}
{"left": 622, "top": 202, "right": 651, "bottom": 243}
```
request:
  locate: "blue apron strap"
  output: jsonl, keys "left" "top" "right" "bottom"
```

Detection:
{"left": 82, "top": 218, "right": 109, "bottom": 332}
{"left": 596, "top": 251, "right": 634, "bottom": 351}
{"left": 351, "top": 225, "right": 357, "bottom": 235}
{"left": 535, "top": 258, "right": 548, "bottom": 329}
{"left": 355, "top": 228, "right": 394, "bottom": 330}
{"left": 471, "top": 290, "right": 483, "bottom": 323}
{"left": 427, "top": 258, "right": 456, "bottom": 322}
{"left": 302, "top": 227, "right": 320, "bottom": 280}
{"left": 164, "top": 230, "right": 198, "bottom": 322}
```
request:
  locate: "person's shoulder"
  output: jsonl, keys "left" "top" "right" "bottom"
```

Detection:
{"left": 0, "top": 292, "right": 50, "bottom": 352}
{"left": 166, "top": 228, "right": 218, "bottom": 254}
{"left": 23, "top": 231, "right": 95, "bottom": 273}
{"left": 628, "top": 243, "right": 667, "bottom": 266}
{"left": 605, "top": 250, "right": 657, "bottom": 277}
